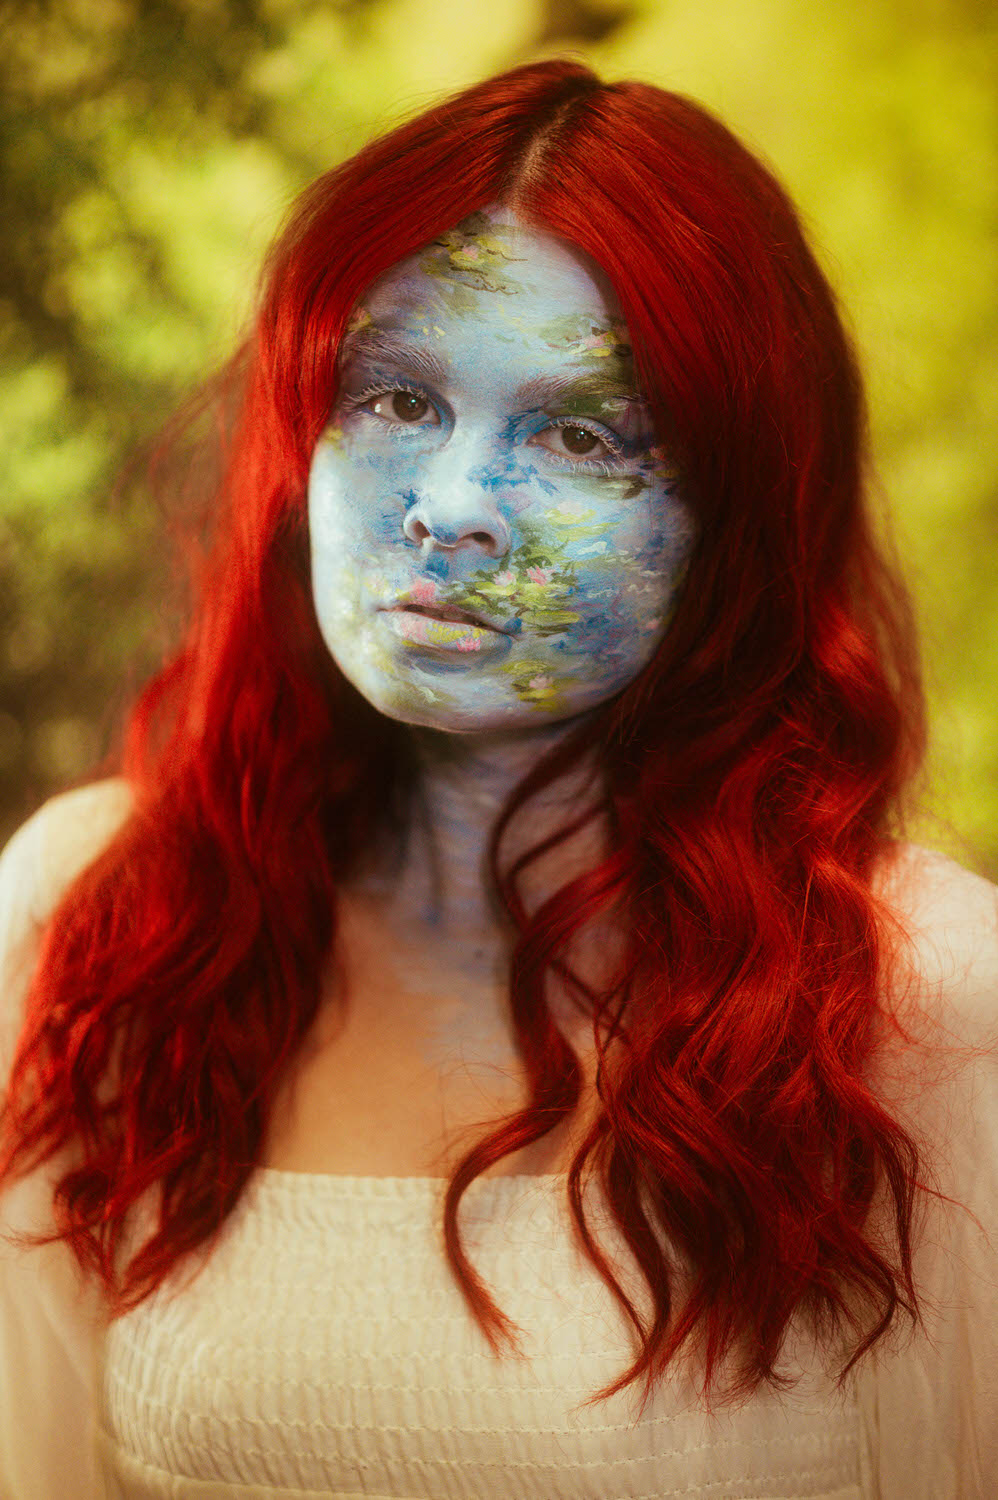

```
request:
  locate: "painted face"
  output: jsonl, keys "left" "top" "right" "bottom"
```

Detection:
{"left": 307, "top": 209, "right": 696, "bottom": 732}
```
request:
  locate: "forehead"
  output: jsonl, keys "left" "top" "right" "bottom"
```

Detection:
{"left": 358, "top": 208, "right": 624, "bottom": 336}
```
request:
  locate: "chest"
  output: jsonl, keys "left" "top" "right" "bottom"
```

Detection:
{"left": 98, "top": 1173, "right": 866, "bottom": 1499}
{"left": 262, "top": 896, "right": 603, "bottom": 1178}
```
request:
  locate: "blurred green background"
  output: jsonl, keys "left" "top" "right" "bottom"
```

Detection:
{"left": 1, "top": 0, "right": 995, "bottom": 873}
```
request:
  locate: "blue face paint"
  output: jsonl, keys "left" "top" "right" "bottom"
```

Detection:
{"left": 308, "top": 209, "right": 696, "bottom": 733}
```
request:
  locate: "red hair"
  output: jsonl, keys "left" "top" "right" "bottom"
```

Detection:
{"left": 1, "top": 60, "right": 926, "bottom": 1407}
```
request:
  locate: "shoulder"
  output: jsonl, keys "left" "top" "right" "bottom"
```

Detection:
{"left": 860, "top": 845, "right": 998, "bottom": 1493}
{"left": 0, "top": 786, "right": 129, "bottom": 1494}
{"left": 874, "top": 841, "right": 998, "bottom": 1051}
{"left": 870, "top": 842, "right": 998, "bottom": 1249}
{"left": 0, "top": 778, "right": 135, "bottom": 926}
{"left": 0, "top": 778, "right": 135, "bottom": 1075}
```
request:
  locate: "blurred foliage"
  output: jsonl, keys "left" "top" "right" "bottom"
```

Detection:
{"left": 1, "top": 0, "right": 995, "bottom": 874}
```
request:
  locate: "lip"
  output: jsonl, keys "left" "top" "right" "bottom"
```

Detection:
{"left": 384, "top": 595, "right": 511, "bottom": 635}
{"left": 378, "top": 600, "right": 510, "bottom": 654}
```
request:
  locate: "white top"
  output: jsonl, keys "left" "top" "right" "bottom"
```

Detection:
{"left": 1, "top": 782, "right": 997, "bottom": 1499}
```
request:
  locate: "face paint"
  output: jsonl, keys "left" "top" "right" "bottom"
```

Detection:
{"left": 307, "top": 208, "right": 696, "bottom": 733}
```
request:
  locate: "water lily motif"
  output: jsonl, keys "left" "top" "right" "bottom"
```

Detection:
{"left": 408, "top": 577, "right": 439, "bottom": 606}
{"left": 575, "top": 328, "right": 621, "bottom": 359}
{"left": 499, "top": 659, "right": 568, "bottom": 712}
{"left": 545, "top": 501, "right": 614, "bottom": 542}
{"left": 423, "top": 214, "right": 527, "bottom": 296}
{"left": 449, "top": 522, "right": 583, "bottom": 641}
{"left": 536, "top": 313, "right": 631, "bottom": 365}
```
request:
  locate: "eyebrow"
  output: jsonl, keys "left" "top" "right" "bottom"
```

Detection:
{"left": 516, "top": 370, "right": 643, "bottom": 422}
{"left": 340, "top": 327, "right": 448, "bottom": 386}
{"left": 339, "top": 326, "right": 645, "bottom": 420}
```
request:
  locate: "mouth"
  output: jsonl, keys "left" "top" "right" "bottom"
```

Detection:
{"left": 378, "top": 599, "right": 511, "bottom": 654}
{"left": 392, "top": 602, "right": 505, "bottom": 633}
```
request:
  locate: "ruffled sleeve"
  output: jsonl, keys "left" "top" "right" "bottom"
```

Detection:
{"left": 0, "top": 781, "right": 133, "bottom": 1500}
{"left": 859, "top": 847, "right": 998, "bottom": 1497}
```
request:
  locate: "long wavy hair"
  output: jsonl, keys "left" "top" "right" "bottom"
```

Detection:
{"left": 1, "top": 59, "right": 927, "bottom": 1407}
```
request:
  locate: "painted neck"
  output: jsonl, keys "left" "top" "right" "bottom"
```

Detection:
{"left": 351, "top": 719, "right": 607, "bottom": 963}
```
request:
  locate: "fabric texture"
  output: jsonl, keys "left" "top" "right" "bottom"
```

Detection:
{"left": 1, "top": 781, "right": 997, "bottom": 1500}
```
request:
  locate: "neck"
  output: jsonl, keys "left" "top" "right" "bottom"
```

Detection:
{"left": 350, "top": 718, "right": 606, "bottom": 973}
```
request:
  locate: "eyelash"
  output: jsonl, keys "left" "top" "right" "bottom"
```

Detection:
{"left": 346, "top": 378, "right": 427, "bottom": 415}
{"left": 544, "top": 416, "right": 623, "bottom": 475}
{"left": 342, "top": 379, "right": 627, "bottom": 476}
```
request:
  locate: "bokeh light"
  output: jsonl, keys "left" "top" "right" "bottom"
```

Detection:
{"left": 1, "top": 0, "right": 995, "bottom": 871}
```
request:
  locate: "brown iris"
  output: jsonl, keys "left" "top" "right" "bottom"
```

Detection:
{"left": 561, "top": 425, "right": 599, "bottom": 454}
{"left": 390, "top": 391, "right": 429, "bottom": 421}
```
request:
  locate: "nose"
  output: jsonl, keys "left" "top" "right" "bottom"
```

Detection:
{"left": 401, "top": 445, "right": 512, "bottom": 559}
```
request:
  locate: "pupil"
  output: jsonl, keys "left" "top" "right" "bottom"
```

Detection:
{"left": 563, "top": 425, "right": 598, "bottom": 455}
{"left": 393, "top": 392, "right": 426, "bottom": 421}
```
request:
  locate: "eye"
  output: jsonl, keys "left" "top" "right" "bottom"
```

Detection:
{"left": 530, "top": 421, "right": 619, "bottom": 462}
{"left": 365, "top": 388, "right": 440, "bottom": 426}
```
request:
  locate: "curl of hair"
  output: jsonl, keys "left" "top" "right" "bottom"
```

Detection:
{"left": 0, "top": 59, "right": 927, "bottom": 1408}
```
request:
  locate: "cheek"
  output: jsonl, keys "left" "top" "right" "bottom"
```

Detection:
{"left": 308, "top": 445, "right": 410, "bottom": 554}
{"left": 308, "top": 447, "right": 353, "bottom": 544}
{"left": 561, "top": 486, "right": 695, "bottom": 606}
{"left": 628, "top": 512, "right": 697, "bottom": 603}
{"left": 555, "top": 496, "right": 694, "bottom": 664}
{"left": 621, "top": 477, "right": 696, "bottom": 577}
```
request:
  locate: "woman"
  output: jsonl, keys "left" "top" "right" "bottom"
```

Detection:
{"left": 1, "top": 58, "right": 996, "bottom": 1499}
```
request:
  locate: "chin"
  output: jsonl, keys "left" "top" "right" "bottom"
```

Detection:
{"left": 372, "top": 699, "right": 571, "bottom": 735}
{"left": 348, "top": 677, "right": 581, "bottom": 735}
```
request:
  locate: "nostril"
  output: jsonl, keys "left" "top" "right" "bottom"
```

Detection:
{"left": 401, "top": 499, "right": 511, "bottom": 557}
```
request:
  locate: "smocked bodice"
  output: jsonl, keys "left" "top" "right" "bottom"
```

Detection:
{"left": 98, "top": 1169, "right": 864, "bottom": 1499}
